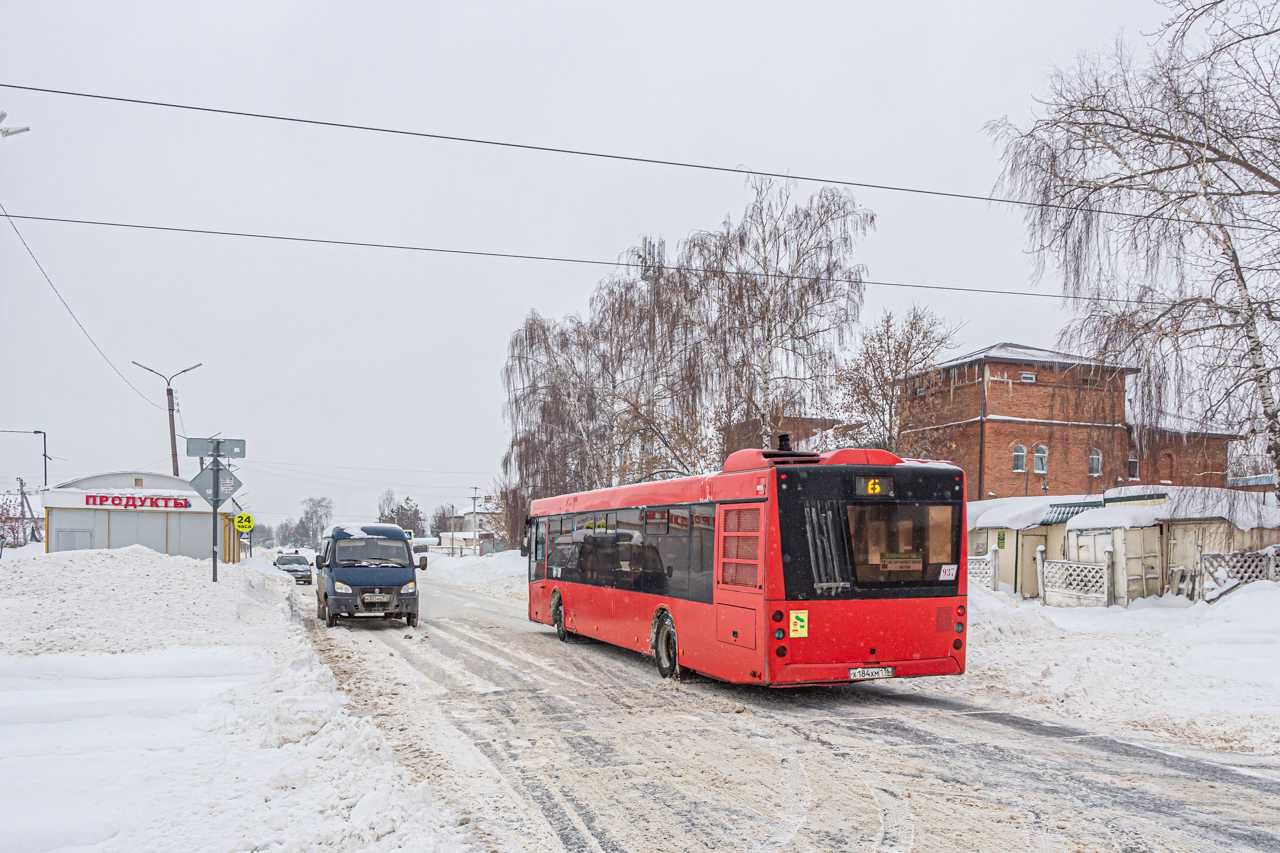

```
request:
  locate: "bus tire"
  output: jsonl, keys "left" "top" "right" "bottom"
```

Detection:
{"left": 655, "top": 611, "right": 681, "bottom": 680}
{"left": 552, "top": 596, "right": 569, "bottom": 642}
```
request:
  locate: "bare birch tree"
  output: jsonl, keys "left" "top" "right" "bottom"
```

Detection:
{"left": 676, "top": 178, "right": 874, "bottom": 449}
{"left": 989, "top": 0, "right": 1280, "bottom": 476}
{"left": 836, "top": 307, "right": 959, "bottom": 453}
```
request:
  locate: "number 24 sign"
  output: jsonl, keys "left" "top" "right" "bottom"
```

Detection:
{"left": 233, "top": 513, "right": 255, "bottom": 532}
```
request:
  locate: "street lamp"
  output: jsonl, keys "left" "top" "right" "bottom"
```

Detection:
{"left": 0, "top": 429, "right": 47, "bottom": 486}
{"left": 132, "top": 362, "right": 202, "bottom": 477}
{"left": 0, "top": 111, "right": 30, "bottom": 138}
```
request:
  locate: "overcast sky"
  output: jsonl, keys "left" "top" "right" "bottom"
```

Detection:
{"left": 0, "top": 1, "right": 1170, "bottom": 525}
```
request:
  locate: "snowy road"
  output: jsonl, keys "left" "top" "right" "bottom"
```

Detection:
{"left": 303, "top": 582, "right": 1280, "bottom": 853}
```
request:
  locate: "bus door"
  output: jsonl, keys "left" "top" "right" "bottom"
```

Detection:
{"left": 528, "top": 518, "right": 549, "bottom": 623}
{"left": 714, "top": 503, "right": 764, "bottom": 660}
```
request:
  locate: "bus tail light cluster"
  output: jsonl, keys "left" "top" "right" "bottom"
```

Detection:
{"left": 953, "top": 638, "right": 963, "bottom": 650}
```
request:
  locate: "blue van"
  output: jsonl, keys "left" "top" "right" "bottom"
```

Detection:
{"left": 315, "top": 524, "right": 425, "bottom": 627}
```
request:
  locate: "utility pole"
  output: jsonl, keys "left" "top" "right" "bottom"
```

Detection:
{"left": 471, "top": 487, "right": 482, "bottom": 556}
{"left": 448, "top": 503, "right": 457, "bottom": 557}
{"left": 133, "top": 362, "right": 202, "bottom": 476}
{"left": 640, "top": 236, "right": 664, "bottom": 482}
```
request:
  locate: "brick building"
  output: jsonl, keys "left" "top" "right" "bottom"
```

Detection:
{"left": 901, "top": 343, "right": 1234, "bottom": 502}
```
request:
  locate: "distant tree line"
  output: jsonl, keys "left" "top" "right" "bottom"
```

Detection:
{"left": 271, "top": 496, "right": 334, "bottom": 548}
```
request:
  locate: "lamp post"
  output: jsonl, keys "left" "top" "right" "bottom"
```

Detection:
{"left": 132, "top": 362, "right": 202, "bottom": 476}
{"left": 0, "top": 111, "right": 31, "bottom": 138}
{"left": 0, "top": 429, "right": 47, "bottom": 486}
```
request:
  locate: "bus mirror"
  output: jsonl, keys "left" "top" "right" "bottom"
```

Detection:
{"left": 520, "top": 537, "right": 530, "bottom": 557}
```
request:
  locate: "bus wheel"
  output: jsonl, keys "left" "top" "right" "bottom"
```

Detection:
{"left": 655, "top": 612, "right": 681, "bottom": 679}
{"left": 552, "top": 598, "right": 569, "bottom": 642}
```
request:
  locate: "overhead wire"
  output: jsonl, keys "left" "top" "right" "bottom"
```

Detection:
{"left": 0, "top": 82, "right": 1254, "bottom": 232}
{"left": 0, "top": 211, "right": 1177, "bottom": 306}
{"left": 0, "top": 199, "right": 164, "bottom": 410}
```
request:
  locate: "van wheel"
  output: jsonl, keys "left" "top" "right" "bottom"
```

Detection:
{"left": 655, "top": 611, "right": 681, "bottom": 679}
{"left": 325, "top": 602, "right": 338, "bottom": 628}
{"left": 406, "top": 613, "right": 418, "bottom": 628}
{"left": 552, "top": 598, "right": 569, "bottom": 642}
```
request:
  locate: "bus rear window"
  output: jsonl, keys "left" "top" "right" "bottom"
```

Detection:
{"left": 776, "top": 466, "right": 963, "bottom": 600}
{"left": 848, "top": 504, "right": 955, "bottom": 583}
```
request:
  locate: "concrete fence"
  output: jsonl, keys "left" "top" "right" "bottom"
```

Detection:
{"left": 1036, "top": 545, "right": 1113, "bottom": 607}
{"left": 967, "top": 547, "right": 1000, "bottom": 591}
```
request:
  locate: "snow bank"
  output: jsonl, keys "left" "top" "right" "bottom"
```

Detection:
{"left": 424, "top": 551, "right": 528, "bottom": 602}
{"left": 898, "top": 581, "right": 1280, "bottom": 755}
{"left": 0, "top": 546, "right": 468, "bottom": 852}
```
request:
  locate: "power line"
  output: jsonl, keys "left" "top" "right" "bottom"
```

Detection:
{"left": 0, "top": 82, "right": 1241, "bottom": 231}
{"left": 0, "top": 200, "right": 163, "bottom": 410}
{"left": 0, "top": 210, "right": 1175, "bottom": 306}
{"left": 253, "top": 459, "right": 499, "bottom": 476}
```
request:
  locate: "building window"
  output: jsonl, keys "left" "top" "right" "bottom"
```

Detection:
{"left": 1012, "top": 445, "right": 1026, "bottom": 472}
{"left": 1088, "top": 448, "right": 1102, "bottom": 476}
{"left": 1033, "top": 446, "right": 1048, "bottom": 474}
{"left": 1081, "top": 376, "right": 1098, "bottom": 388}
{"left": 1020, "top": 372, "right": 1036, "bottom": 383}
{"left": 1128, "top": 452, "right": 1139, "bottom": 479}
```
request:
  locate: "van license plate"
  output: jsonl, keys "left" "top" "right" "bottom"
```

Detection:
{"left": 363, "top": 595, "right": 390, "bottom": 603}
{"left": 849, "top": 666, "right": 894, "bottom": 680}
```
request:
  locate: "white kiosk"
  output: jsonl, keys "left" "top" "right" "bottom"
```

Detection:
{"left": 41, "top": 471, "right": 241, "bottom": 561}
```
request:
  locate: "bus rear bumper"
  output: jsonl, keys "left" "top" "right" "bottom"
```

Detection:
{"left": 768, "top": 655, "right": 962, "bottom": 686}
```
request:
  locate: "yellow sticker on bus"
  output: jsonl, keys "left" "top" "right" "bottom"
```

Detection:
{"left": 789, "top": 610, "right": 808, "bottom": 638}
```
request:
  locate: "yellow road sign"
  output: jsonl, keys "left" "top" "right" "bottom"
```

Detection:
{"left": 233, "top": 512, "right": 255, "bottom": 532}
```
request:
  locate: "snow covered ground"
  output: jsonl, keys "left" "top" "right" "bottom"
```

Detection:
{"left": 423, "top": 551, "right": 528, "bottom": 602}
{"left": 425, "top": 550, "right": 1280, "bottom": 758}
{"left": 899, "top": 581, "right": 1280, "bottom": 756}
{"left": 0, "top": 546, "right": 469, "bottom": 853}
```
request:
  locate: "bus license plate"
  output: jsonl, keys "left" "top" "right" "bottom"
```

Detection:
{"left": 849, "top": 666, "right": 894, "bottom": 680}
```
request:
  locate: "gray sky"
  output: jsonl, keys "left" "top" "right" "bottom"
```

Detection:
{"left": 0, "top": 1, "right": 1169, "bottom": 525}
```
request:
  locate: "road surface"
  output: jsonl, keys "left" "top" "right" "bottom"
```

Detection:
{"left": 301, "top": 582, "right": 1280, "bottom": 853}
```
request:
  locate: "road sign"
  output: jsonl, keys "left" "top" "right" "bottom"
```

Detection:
{"left": 404, "top": 529, "right": 414, "bottom": 540}
{"left": 234, "top": 512, "right": 255, "bottom": 532}
{"left": 190, "top": 462, "right": 242, "bottom": 508}
{"left": 186, "top": 437, "right": 246, "bottom": 458}
{"left": 240, "top": 533, "right": 250, "bottom": 543}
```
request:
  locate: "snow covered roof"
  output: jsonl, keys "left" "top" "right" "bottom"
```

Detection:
{"left": 1065, "top": 486, "right": 1280, "bottom": 531}
{"left": 51, "top": 471, "right": 195, "bottom": 492}
{"left": 325, "top": 523, "right": 409, "bottom": 540}
{"left": 933, "top": 343, "right": 1134, "bottom": 375}
{"left": 968, "top": 495, "right": 1101, "bottom": 531}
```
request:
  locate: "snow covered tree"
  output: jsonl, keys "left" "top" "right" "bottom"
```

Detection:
{"left": 990, "top": 0, "right": 1280, "bottom": 477}
{"left": 298, "top": 496, "right": 334, "bottom": 547}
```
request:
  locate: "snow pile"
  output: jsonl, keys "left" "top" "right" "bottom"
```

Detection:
{"left": 0, "top": 546, "right": 467, "bottom": 852}
{"left": 901, "top": 581, "right": 1280, "bottom": 755}
{"left": 425, "top": 551, "right": 528, "bottom": 602}
{"left": 968, "top": 495, "right": 1098, "bottom": 531}
{"left": 1066, "top": 503, "right": 1159, "bottom": 530}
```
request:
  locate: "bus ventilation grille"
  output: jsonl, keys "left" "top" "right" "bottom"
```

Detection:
{"left": 721, "top": 508, "right": 761, "bottom": 587}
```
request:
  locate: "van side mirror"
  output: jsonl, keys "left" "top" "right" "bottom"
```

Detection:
{"left": 315, "top": 554, "right": 325, "bottom": 569}
{"left": 418, "top": 555, "right": 428, "bottom": 569}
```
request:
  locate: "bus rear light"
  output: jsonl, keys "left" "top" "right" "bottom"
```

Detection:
{"left": 772, "top": 610, "right": 783, "bottom": 622}
{"left": 957, "top": 605, "right": 966, "bottom": 616}
{"left": 776, "top": 646, "right": 787, "bottom": 657}
{"left": 953, "top": 638, "right": 963, "bottom": 650}
{"left": 955, "top": 622, "right": 964, "bottom": 634}
{"left": 774, "top": 628, "right": 785, "bottom": 640}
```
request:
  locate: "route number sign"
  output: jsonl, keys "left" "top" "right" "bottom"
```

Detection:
{"left": 234, "top": 513, "right": 255, "bottom": 532}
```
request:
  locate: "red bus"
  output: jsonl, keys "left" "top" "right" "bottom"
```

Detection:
{"left": 523, "top": 445, "right": 967, "bottom": 686}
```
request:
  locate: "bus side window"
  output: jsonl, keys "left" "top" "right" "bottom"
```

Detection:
{"left": 532, "top": 519, "right": 547, "bottom": 581}
{"left": 690, "top": 504, "right": 715, "bottom": 603}
{"left": 660, "top": 507, "right": 691, "bottom": 598}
